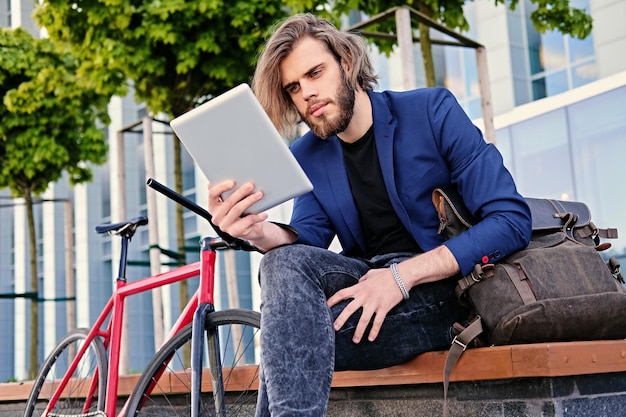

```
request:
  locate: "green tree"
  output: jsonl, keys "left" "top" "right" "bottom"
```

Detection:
{"left": 290, "top": 0, "right": 593, "bottom": 87}
{"left": 34, "top": 0, "right": 292, "bottom": 365}
{"left": 0, "top": 28, "right": 110, "bottom": 379}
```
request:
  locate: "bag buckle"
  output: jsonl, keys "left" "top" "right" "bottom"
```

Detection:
{"left": 609, "top": 257, "right": 625, "bottom": 284}
{"left": 452, "top": 335, "right": 468, "bottom": 351}
{"left": 471, "top": 263, "right": 484, "bottom": 283}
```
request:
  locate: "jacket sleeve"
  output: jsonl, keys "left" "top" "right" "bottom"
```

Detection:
{"left": 288, "top": 190, "right": 337, "bottom": 249}
{"left": 427, "top": 88, "right": 532, "bottom": 275}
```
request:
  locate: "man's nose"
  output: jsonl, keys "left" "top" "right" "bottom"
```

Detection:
{"left": 300, "top": 80, "right": 318, "bottom": 100}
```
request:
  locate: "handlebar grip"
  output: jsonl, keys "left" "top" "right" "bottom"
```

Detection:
{"left": 146, "top": 178, "right": 260, "bottom": 252}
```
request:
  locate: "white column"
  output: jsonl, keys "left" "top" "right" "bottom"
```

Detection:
{"left": 395, "top": 7, "right": 417, "bottom": 91}
{"left": 41, "top": 187, "right": 58, "bottom": 356}
{"left": 73, "top": 182, "right": 92, "bottom": 329}
{"left": 13, "top": 201, "right": 28, "bottom": 380}
{"left": 153, "top": 117, "right": 173, "bottom": 331}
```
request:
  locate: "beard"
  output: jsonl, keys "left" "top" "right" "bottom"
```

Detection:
{"left": 299, "top": 69, "right": 355, "bottom": 139}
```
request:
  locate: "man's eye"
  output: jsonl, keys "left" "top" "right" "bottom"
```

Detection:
{"left": 287, "top": 85, "right": 300, "bottom": 94}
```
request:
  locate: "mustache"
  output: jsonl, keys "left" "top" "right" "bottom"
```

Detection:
{"left": 306, "top": 98, "right": 334, "bottom": 116}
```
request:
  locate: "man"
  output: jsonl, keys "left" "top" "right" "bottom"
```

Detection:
{"left": 208, "top": 13, "right": 532, "bottom": 417}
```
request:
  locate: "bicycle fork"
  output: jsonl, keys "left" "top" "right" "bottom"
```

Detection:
{"left": 191, "top": 237, "right": 229, "bottom": 417}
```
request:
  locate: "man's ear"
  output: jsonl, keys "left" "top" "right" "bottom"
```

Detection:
{"left": 341, "top": 60, "right": 351, "bottom": 74}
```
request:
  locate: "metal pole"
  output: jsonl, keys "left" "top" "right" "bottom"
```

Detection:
{"left": 64, "top": 200, "right": 76, "bottom": 332}
{"left": 143, "top": 116, "right": 165, "bottom": 349}
{"left": 476, "top": 46, "right": 496, "bottom": 144}
{"left": 223, "top": 250, "right": 243, "bottom": 355}
{"left": 224, "top": 250, "right": 240, "bottom": 311}
{"left": 395, "top": 7, "right": 417, "bottom": 90}
{"left": 116, "top": 129, "right": 130, "bottom": 375}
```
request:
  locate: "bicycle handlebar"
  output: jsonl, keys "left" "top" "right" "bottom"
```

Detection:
{"left": 146, "top": 178, "right": 260, "bottom": 252}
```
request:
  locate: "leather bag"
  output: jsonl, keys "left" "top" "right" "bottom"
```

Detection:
{"left": 432, "top": 187, "right": 626, "bottom": 409}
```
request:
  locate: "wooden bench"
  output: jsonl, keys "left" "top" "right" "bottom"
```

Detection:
{"left": 333, "top": 339, "right": 626, "bottom": 387}
{"left": 2, "top": 339, "right": 625, "bottom": 403}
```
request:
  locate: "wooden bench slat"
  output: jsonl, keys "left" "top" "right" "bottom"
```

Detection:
{"left": 511, "top": 340, "right": 626, "bottom": 377}
{"left": 332, "top": 340, "right": 626, "bottom": 386}
{"left": 2, "top": 340, "right": 625, "bottom": 402}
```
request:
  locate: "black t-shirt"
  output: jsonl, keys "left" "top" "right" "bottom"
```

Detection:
{"left": 341, "top": 126, "right": 422, "bottom": 258}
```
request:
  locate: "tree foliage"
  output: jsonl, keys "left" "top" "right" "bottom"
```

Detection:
{"left": 309, "top": 0, "right": 593, "bottom": 41}
{"left": 287, "top": 0, "right": 593, "bottom": 87}
{"left": 1, "top": 27, "right": 111, "bottom": 380}
{"left": 34, "top": 1, "right": 296, "bottom": 366}
{"left": 35, "top": 0, "right": 291, "bottom": 118}
{"left": 0, "top": 27, "right": 109, "bottom": 198}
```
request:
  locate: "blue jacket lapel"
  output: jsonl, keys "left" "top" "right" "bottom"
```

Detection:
{"left": 323, "top": 136, "right": 365, "bottom": 251}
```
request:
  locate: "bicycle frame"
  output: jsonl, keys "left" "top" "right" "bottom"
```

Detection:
{"left": 38, "top": 178, "right": 259, "bottom": 417}
{"left": 42, "top": 242, "right": 219, "bottom": 417}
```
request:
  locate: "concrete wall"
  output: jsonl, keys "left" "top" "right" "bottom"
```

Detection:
{"left": 2, "top": 372, "right": 625, "bottom": 417}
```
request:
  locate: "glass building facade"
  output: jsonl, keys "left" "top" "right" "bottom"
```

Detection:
{"left": 1, "top": 0, "right": 625, "bottom": 381}
{"left": 496, "top": 80, "right": 626, "bottom": 262}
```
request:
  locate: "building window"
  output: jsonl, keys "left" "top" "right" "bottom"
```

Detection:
{"left": 507, "top": 107, "right": 575, "bottom": 199}
{"left": 567, "top": 86, "right": 626, "bottom": 257}
{"left": 0, "top": 0, "right": 11, "bottom": 27}
{"left": 525, "top": 0, "right": 596, "bottom": 101}
{"left": 440, "top": 3, "right": 484, "bottom": 119}
{"left": 498, "top": 85, "right": 626, "bottom": 259}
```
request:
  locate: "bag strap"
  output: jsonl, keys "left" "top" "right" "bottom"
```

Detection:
{"left": 502, "top": 263, "right": 537, "bottom": 305}
{"left": 443, "top": 316, "right": 484, "bottom": 417}
{"left": 576, "top": 221, "right": 619, "bottom": 241}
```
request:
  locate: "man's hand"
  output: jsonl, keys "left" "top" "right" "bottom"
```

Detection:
{"left": 208, "top": 180, "right": 269, "bottom": 242}
{"left": 326, "top": 247, "right": 461, "bottom": 344}
{"left": 326, "top": 267, "right": 405, "bottom": 344}
{"left": 208, "top": 180, "right": 297, "bottom": 251}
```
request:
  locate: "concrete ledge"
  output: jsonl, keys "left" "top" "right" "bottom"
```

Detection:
{"left": 326, "top": 372, "right": 626, "bottom": 417}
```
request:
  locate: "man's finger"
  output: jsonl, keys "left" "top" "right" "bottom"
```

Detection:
{"left": 327, "top": 287, "right": 353, "bottom": 308}
{"left": 366, "top": 311, "right": 386, "bottom": 342}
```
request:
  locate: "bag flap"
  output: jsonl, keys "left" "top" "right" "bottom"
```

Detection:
{"left": 525, "top": 198, "right": 591, "bottom": 231}
{"left": 432, "top": 188, "right": 616, "bottom": 241}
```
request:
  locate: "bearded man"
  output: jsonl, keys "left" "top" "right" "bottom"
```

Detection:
{"left": 208, "top": 13, "right": 532, "bottom": 417}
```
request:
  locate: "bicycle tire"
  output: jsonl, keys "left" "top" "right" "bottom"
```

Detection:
{"left": 126, "top": 308, "right": 261, "bottom": 417}
{"left": 23, "top": 328, "right": 108, "bottom": 417}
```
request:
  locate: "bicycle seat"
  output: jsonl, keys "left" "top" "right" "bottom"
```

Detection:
{"left": 95, "top": 216, "right": 148, "bottom": 235}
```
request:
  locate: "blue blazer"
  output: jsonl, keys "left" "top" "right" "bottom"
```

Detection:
{"left": 288, "top": 87, "right": 531, "bottom": 276}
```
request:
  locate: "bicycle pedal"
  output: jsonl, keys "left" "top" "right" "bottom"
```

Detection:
{"left": 47, "top": 412, "right": 107, "bottom": 417}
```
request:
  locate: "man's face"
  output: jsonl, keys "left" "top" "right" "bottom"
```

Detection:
{"left": 280, "top": 37, "right": 355, "bottom": 138}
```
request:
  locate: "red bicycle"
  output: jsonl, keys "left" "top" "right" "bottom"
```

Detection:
{"left": 23, "top": 178, "right": 262, "bottom": 417}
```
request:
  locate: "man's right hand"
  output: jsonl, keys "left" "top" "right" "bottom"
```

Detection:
{"left": 208, "top": 180, "right": 268, "bottom": 241}
{"left": 208, "top": 180, "right": 296, "bottom": 251}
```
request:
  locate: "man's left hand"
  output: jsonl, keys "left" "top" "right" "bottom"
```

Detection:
{"left": 326, "top": 267, "right": 405, "bottom": 344}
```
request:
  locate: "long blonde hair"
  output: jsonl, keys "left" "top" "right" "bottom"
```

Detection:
{"left": 252, "top": 13, "right": 378, "bottom": 138}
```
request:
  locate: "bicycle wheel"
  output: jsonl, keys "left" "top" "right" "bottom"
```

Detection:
{"left": 23, "top": 328, "right": 108, "bottom": 417}
{"left": 126, "top": 308, "right": 261, "bottom": 417}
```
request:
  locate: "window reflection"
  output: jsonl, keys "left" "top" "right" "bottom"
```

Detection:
{"left": 538, "top": 31, "right": 567, "bottom": 72}
{"left": 568, "top": 35, "right": 594, "bottom": 63}
{"left": 494, "top": 128, "right": 514, "bottom": 175}
{"left": 524, "top": 0, "right": 597, "bottom": 101}
{"left": 502, "top": 86, "right": 626, "bottom": 261}
{"left": 568, "top": 87, "right": 626, "bottom": 257}
{"left": 571, "top": 62, "right": 597, "bottom": 88}
{"left": 532, "top": 70, "right": 569, "bottom": 99}
{"left": 507, "top": 108, "right": 574, "bottom": 198}
{"left": 181, "top": 146, "right": 195, "bottom": 191}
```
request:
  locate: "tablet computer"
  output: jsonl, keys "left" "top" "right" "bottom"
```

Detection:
{"left": 170, "top": 83, "right": 313, "bottom": 214}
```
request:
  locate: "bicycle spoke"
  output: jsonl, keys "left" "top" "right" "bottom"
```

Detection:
{"left": 126, "top": 310, "right": 261, "bottom": 417}
{"left": 23, "top": 329, "right": 107, "bottom": 417}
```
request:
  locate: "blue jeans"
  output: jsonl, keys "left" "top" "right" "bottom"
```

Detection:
{"left": 254, "top": 244, "right": 468, "bottom": 417}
